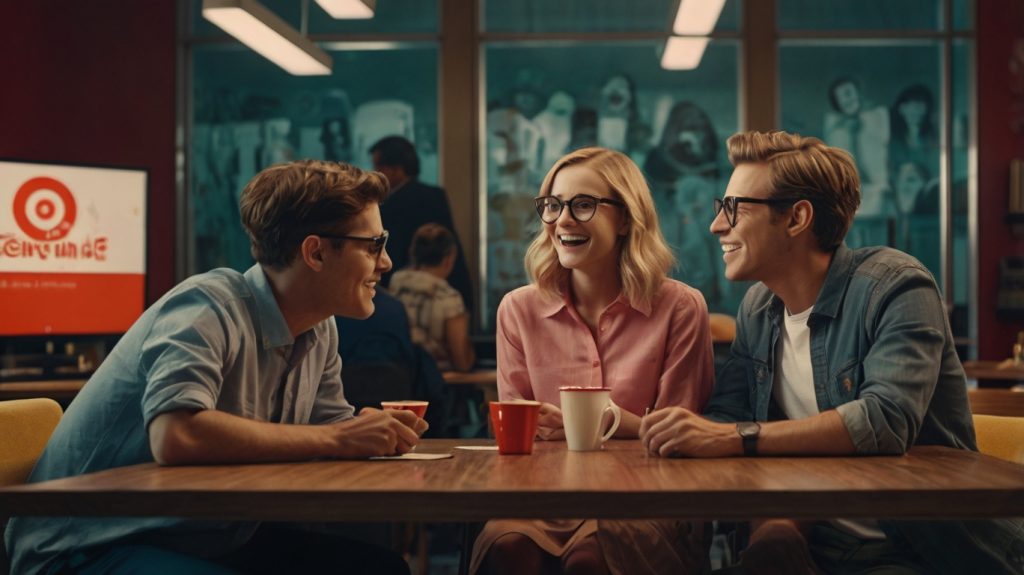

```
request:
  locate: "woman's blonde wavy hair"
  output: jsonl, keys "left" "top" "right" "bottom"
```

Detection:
{"left": 524, "top": 147, "right": 676, "bottom": 305}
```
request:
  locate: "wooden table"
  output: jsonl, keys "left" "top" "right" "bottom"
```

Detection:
{"left": 963, "top": 360, "right": 1024, "bottom": 388}
{"left": 0, "top": 379, "right": 86, "bottom": 401}
{"left": 2, "top": 439, "right": 1022, "bottom": 522}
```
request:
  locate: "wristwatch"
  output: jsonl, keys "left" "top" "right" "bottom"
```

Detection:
{"left": 736, "top": 421, "right": 761, "bottom": 456}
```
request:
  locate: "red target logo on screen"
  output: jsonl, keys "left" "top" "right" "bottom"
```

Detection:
{"left": 12, "top": 176, "right": 77, "bottom": 241}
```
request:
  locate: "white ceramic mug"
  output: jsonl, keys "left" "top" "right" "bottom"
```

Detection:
{"left": 559, "top": 386, "right": 622, "bottom": 451}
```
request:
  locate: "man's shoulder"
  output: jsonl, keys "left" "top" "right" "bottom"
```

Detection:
{"left": 149, "top": 268, "right": 254, "bottom": 326}
{"left": 170, "top": 268, "right": 251, "bottom": 304}
{"left": 850, "top": 246, "right": 936, "bottom": 285}
{"left": 390, "top": 180, "right": 445, "bottom": 202}
{"left": 408, "top": 179, "right": 445, "bottom": 195}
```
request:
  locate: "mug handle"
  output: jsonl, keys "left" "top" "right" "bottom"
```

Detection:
{"left": 600, "top": 400, "right": 622, "bottom": 444}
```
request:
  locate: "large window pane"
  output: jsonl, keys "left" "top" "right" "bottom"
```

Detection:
{"left": 481, "top": 41, "right": 740, "bottom": 328}
{"left": 780, "top": 41, "right": 944, "bottom": 286}
{"left": 778, "top": 0, "right": 942, "bottom": 31}
{"left": 484, "top": 0, "right": 740, "bottom": 33}
{"left": 189, "top": 0, "right": 438, "bottom": 37}
{"left": 953, "top": 0, "right": 973, "bottom": 31}
{"left": 190, "top": 45, "right": 438, "bottom": 273}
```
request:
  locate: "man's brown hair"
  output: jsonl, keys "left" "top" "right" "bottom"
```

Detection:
{"left": 727, "top": 131, "right": 861, "bottom": 252}
{"left": 239, "top": 160, "right": 388, "bottom": 268}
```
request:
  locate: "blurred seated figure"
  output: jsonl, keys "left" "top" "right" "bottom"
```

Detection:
{"left": 389, "top": 224, "right": 476, "bottom": 372}
{"left": 337, "top": 290, "right": 454, "bottom": 438}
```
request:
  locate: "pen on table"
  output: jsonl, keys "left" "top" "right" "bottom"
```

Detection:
{"left": 643, "top": 407, "right": 650, "bottom": 458}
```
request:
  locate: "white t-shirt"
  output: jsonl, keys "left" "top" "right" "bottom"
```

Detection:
{"left": 773, "top": 306, "right": 886, "bottom": 541}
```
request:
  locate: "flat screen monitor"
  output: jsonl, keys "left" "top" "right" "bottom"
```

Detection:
{"left": 0, "top": 160, "right": 147, "bottom": 336}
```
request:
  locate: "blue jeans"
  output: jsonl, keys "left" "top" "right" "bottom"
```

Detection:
{"left": 808, "top": 523, "right": 923, "bottom": 575}
{"left": 67, "top": 524, "right": 410, "bottom": 575}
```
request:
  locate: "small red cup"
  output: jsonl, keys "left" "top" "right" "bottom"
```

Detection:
{"left": 489, "top": 400, "right": 541, "bottom": 455}
{"left": 381, "top": 400, "right": 429, "bottom": 419}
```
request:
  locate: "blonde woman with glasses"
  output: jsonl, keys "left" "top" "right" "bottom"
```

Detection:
{"left": 471, "top": 147, "right": 715, "bottom": 575}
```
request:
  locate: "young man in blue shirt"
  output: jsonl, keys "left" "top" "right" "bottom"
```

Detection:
{"left": 6, "top": 160, "right": 427, "bottom": 574}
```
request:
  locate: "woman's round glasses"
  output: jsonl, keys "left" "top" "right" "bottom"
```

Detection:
{"left": 534, "top": 194, "right": 625, "bottom": 224}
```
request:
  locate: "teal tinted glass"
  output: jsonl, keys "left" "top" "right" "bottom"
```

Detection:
{"left": 189, "top": 0, "right": 438, "bottom": 37}
{"left": 190, "top": 45, "right": 438, "bottom": 273}
{"left": 780, "top": 41, "right": 943, "bottom": 288}
{"left": 778, "top": 0, "right": 942, "bottom": 30}
{"left": 484, "top": 0, "right": 740, "bottom": 33}
{"left": 482, "top": 41, "right": 740, "bottom": 325}
{"left": 953, "top": 0, "right": 973, "bottom": 30}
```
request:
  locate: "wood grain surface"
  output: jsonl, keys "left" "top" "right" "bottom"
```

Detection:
{"left": 1, "top": 439, "right": 1022, "bottom": 522}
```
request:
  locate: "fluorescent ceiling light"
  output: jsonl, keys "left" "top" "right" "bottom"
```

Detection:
{"left": 315, "top": 0, "right": 376, "bottom": 19}
{"left": 203, "top": 0, "right": 332, "bottom": 76}
{"left": 672, "top": 0, "right": 726, "bottom": 35}
{"left": 661, "top": 36, "right": 710, "bottom": 70}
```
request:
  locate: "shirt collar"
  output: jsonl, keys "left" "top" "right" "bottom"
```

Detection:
{"left": 538, "top": 287, "right": 652, "bottom": 318}
{"left": 244, "top": 264, "right": 296, "bottom": 349}
{"left": 811, "top": 243, "right": 854, "bottom": 319}
{"left": 762, "top": 244, "right": 851, "bottom": 323}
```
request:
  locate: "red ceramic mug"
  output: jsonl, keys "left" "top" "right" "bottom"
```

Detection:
{"left": 489, "top": 400, "right": 541, "bottom": 455}
{"left": 381, "top": 400, "right": 429, "bottom": 419}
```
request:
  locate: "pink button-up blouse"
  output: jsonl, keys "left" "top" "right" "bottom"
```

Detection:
{"left": 496, "top": 278, "right": 714, "bottom": 416}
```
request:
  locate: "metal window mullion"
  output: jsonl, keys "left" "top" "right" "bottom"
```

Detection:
{"left": 940, "top": 0, "right": 954, "bottom": 317}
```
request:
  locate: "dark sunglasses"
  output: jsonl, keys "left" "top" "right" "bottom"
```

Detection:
{"left": 713, "top": 196, "right": 802, "bottom": 227}
{"left": 318, "top": 230, "right": 389, "bottom": 257}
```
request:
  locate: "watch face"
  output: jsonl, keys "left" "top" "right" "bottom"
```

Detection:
{"left": 738, "top": 422, "right": 760, "bottom": 438}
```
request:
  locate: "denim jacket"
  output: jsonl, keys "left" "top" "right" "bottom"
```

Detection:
{"left": 706, "top": 244, "right": 1024, "bottom": 574}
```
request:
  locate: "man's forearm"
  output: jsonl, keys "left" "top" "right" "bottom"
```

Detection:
{"left": 149, "top": 409, "right": 336, "bottom": 465}
{"left": 757, "top": 410, "right": 856, "bottom": 456}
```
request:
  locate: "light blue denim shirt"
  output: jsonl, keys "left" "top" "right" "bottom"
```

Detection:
{"left": 5, "top": 265, "right": 355, "bottom": 575}
{"left": 706, "top": 245, "right": 1023, "bottom": 574}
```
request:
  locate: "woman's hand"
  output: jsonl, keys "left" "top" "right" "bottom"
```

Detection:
{"left": 536, "top": 402, "right": 565, "bottom": 440}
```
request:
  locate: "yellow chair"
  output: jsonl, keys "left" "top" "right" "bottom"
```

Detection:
{"left": 972, "top": 414, "right": 1024, "bottom": 464}
{"left": 709, "top": 313, "right": 737, "bottom": 344}
{"left": 0, "top": 398, "right": 63, "bottom": 573}
{"left": 0, "top": 398, "right": 63, "bottom": 486}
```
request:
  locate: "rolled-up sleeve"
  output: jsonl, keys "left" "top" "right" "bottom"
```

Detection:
{"left": 837, "top": 267, "right": 946, "bottom": 454}
{"left": 140, "top": 290, "right": 232, "bottom": 429}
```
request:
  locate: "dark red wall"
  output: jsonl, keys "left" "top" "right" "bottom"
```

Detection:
{"left": 977, "top": 0, "right": 1024, "bottom": 359}
{"left": 0, "top": 1, "right": 177, "bottom": 304}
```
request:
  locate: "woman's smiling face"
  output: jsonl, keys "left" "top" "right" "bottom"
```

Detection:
{"left": 544, "top": 165, "right": 627, "bottom": 276}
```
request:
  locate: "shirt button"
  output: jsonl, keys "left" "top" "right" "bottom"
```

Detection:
{"left": 592, "top": 360, "right": 600, "bottom": 367}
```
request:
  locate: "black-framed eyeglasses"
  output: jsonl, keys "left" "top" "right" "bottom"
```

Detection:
{"left": 534, "top": 194, "right": 626, "bottom": 224}
{"left": 318, "top": 230, "right": 389, "bottom": 258}
{"left": 713, "top": 196, "right": 801, "bottom": 228}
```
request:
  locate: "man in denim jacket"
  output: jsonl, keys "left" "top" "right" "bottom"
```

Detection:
{"left": 641, "top": 131, "right": 1023, "bottom": 574}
